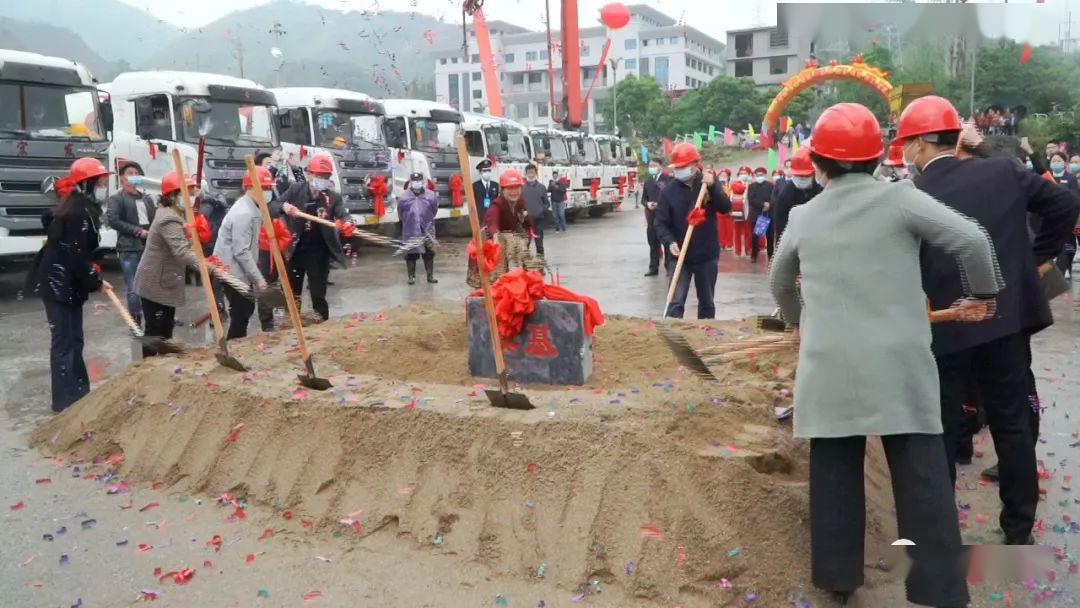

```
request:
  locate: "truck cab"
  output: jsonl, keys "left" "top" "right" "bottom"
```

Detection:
{"left": 272, "top": 87, "right": 392, "bottom": 226}
{"left": 594, "top": 134, "right": 628, "bottom": 212}
{"left": 380, "top": 99, "right": 465, "bottom": 222}
{"left": 0, "top": 50, "right": 113, "bottom": 264}
{"left": 107, "top": 71, "right": 278, "bottom": 206}
{"left": 527, "top": 127, "right": 573, "bottom": 213}
{"left": 563, "top": 130, "right": 604, "bottom": 215}
{"left": 461, "top": 112, "right": 532, "bottom": 180}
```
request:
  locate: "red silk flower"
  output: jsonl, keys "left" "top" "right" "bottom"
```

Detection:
{"left": 686, "top": 207, "right": 707, "bottom": 227}
{"left": 467, "top": 238, "right": 502, "bottom": 273}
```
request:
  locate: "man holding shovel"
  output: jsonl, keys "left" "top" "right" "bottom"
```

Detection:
{"left": 274, "top": 153, "right": 350, "bottom": 321}
{"left": 213, "top": 167, "right": 271, "bottom": 339}
{"left": 653, "top": 142, "right": 731, "bottom": 319}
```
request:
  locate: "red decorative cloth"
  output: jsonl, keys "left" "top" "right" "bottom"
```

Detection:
{"left": 184, "top": 214, "right": 212, "bottom": 244}
{"left": 368, "top": 174, "right": 389, "bottom": 218}
{"left": 686, "top": 207, "right": 706, "bottom": 227}
{"left": 467, "top": 238, "right": 502, "bottom": 273}
{"left": 259, "top": 218, "right": 293, "bottom": 252}
{"left": 469, "top": 269, "right": 605, "bottom": 338}
{"left": 589, "top": 178, "right": 600, "bottom": 200}
{"left": 449, "top": 173, "right": 464, "bottom": 207}
{"left": 335, "top": 218, "right": 356, "bottom": 238}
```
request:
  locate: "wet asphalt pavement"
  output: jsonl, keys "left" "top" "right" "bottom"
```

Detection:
{"left": 1, "top": 200, "right": 1080, "bottom": 606}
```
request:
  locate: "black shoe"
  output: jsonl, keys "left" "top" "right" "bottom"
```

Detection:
{"left": 645, "top": 269, "right": 659, "bottom": 276}
{"left": 408, "top": 275, "right": 416, "bottom": 285}
{"left": 1005, "top": 532, "right": 1035, "bottom": 545}
{"left": 981, "top": 464, "right": 999, "bottom": 481}
{"left": 427, "top": 274, "right": 438, "bottom": 284}
{"left": 750, "top": 256, "right": 759, "bottom": 263}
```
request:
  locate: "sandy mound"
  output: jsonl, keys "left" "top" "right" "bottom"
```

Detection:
{"left": 33, "top": 302, "right": 895, "bottom": 606}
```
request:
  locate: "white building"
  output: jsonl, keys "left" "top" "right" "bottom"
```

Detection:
{"left": 432, "top": 5, "right": 725, "bottom": 133}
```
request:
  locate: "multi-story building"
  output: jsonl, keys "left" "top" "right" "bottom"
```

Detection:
{"left": 725, "top": 5, "right": 813, "bottom": 88}
{"left": 432, "top": 5, "right": 724, "bottom": 133}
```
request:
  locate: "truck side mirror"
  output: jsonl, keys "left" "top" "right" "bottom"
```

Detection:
{"left": 100, "top": 101, "right": 114, "bottom": 133}
{"left": 136, "top": 124, "right": 153, "bottom": 140}
{"left": 278, "top": 112, "right": 292, "bottom": 129}
{"left": 40, "top": 176, "right": 57, "bottom": 199}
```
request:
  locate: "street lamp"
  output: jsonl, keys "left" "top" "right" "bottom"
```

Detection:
{"left": 609, "top": 57, "right": 624, "bottom": 136}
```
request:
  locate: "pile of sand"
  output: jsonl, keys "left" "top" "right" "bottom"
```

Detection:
{"left": 33, "top": 302, "right": 896, "bottom": 606}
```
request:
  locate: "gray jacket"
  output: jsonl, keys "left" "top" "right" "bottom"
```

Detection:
{"left": 769, "top": 174, "right": 1001, "bottom": 439}
{"left": 213, "top": 195, "right": 265, "bottom": 287}
{"left": 522, "top": 180, "right": 550, "bottom": 222}
{"left": 106, "top": 190, "right": 156, "bottom": 252}
{"left": 134, "top": 208, "right": 200, "bottom": 309}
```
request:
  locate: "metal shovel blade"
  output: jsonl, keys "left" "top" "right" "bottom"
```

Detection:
{"left": 656, "top": 326, "right": 718, "bottom": 382}
{"left": 297, "top": 355, "right": 332, "bottom": 391}
{"left": 253, "top": 286, "right": 288, "bottom": 309}
{"left": 483, "top": 388, "right": 535, "bottom": 410}
{"left": 139, "top": 336, "right": 185, "bottom": 355}
{"left": 215, "top": 336, "right": 248, "bottom": 372}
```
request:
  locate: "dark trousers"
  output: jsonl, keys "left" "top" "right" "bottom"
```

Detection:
{"left": 645, "top": 218, "right": 671, "bottom": 273}
{"left": 532, "top": 226, "right": 545, "bottom": 256}
{"left": 140, "top": 297, "right": 175, "bottom": 358}
{"left": 257, "top": 250, "right": 278, "bottom": 332}
{"left": 1056, "top": 236, "right": 1077, "bottom": 275}
{"left": 43, "top": 299, "right": 89, "bottom": 413}
{"left": 117, "top": 250, "right": 143, "bottom": 322}
{"left": 938, "top": 332, "right": 1038, "bottom": 542}
{"left": 405, "top": 251, "right": 435, "bottom": 278}
{"left": 749, "top": 213, "right": 775, "bottom": 260}
{"left": 288, "top": 247, "right": 331, "bottom": 320}
{"left": 223, "top": 284, "right": 256, "bottom": 340}
{"left": 810, "top": 434, "right": 969, "bottom": 607}
{"left": 665, "top": 258, "right": 717, "bottom": 319}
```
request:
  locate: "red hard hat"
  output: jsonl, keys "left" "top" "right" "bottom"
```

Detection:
{"left": 69, "top": 157, "right": 110, "bottom": 183}
{"left": 789, "top": 148, "right": 814, "bottom": 176}
{"left": 730, "top": 181, "right": 746, "bottom": 195}
{"left": 243, "top": 166, "right": 274, "bottom": 189}
{"left": 737, "top": 165, "right": 751, "bottom": 174}
{"left": 719, "top": 168, "right": 732, "bottom": 176}
{"left": 883, "top": 139, "right": 906, "bottom": 167}
{"left": 307, "top": 154, "right": 334, "bottom": 175}
{"left": 160, "top": 171, "right": 196, "bottom": 196}
{"left": 810, "top": 102, "right": 884, "bottom": 162}
{"left": 896, "top": 95, "right": 961, "bottom": 141}
{"left": 499, "top": 169, "right": 524, "bottom": 188}
{"left": 754, "top": 166, "right": 767, "bottom": 174}
{"left": 669, "top": 142, "right": 701, "bottom": 168}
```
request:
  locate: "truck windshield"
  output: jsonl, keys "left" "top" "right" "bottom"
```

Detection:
{"left": 532, "top": 133, "right": 569, "bottom": 163}
{"left": 409, "top": 118, "right": 457, "bottom": 153}
{"left": 598, "top": 140, "right": 615, "bottom": 163}
{"left": 0, "top": 82, "right": 104, "bottom": 141}
{"left": 583, "top": 138, "right": 600, "bottom": 163}
{"left": 483, "top": 126, "right": 530, "bottom": 163}
{"left": 568, "top": 135, "right": 596, "bottom": 164}
{"left": 313, "top": 109, "right": 383, "bottom": 150}
{"left": 177, "top": 97, "right": 277, "bottom": 147}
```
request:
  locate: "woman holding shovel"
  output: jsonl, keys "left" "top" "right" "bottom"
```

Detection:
{"left": 768, "top": 102, "right": 1001, "bottom": 607}
{"left": 133, "top": 171, "right": 203, "bottom": 356}
{"left": 213, "top": 167, "right": 271, "bottom": 338}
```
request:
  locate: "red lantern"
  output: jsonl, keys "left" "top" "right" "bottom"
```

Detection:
{"left": 600, "top": 3, "right": 630, "bottom": 29}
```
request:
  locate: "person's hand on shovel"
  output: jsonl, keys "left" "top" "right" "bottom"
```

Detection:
{"left": 947, "top": 297, "right": 997, "bottom": 322}
{"left": 669, "top": 242, "right": 680, "bottom": 257}
{"left": 282, "top": 202, "right": 300, "bottom": 217}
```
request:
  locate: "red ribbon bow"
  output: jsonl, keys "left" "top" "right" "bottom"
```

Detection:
{"left": 467, "top": 238, "right": 502, "bottom": 273}
{"left": 335, "top": 218, "right": 356, "bottom": 238}
{"left": 589, "top": 177, "right": 600, "bottom": 199}
{"left": 368, "top": 174, "right": 389, "bottom": 218}
{"left": 686, "top": 207, "right": 707, "bottom": 227}
{"left": 448, "top": 173, "right": 464, "bottom": 207}
{"left": 183, "top": 214, "right": 212, "bottom": 244}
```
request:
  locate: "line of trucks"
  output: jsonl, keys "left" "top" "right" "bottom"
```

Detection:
{"left": 0, "top": 49, "right": 639, "bottom": 265}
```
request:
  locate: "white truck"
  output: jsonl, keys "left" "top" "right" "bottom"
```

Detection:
{"left": 527, "top": 127, "right": 574, "bottom": 216}
{"left": 563, "top": 130, "right": 606, "bottom": 217}
{"left": 461, "top": 112, "right": 532, "bottom": 180}
{"left": 0, "top": 49, "right": 115, "bottom": 265}
{"left": 272, "top": 87, "right": 393, "bottom": 226}
{"left": 380, "top": 99, "right": 466, "bottom": 223}
{"left": 594, "top": 134, "right": 633, "bottom": 212}
{"left": 107, "top": 71, "right": 278, "bottom": 205}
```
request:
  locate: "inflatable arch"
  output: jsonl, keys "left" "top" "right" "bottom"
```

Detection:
{"left": 763, "top": 54, "right": 893, "bottom": 145}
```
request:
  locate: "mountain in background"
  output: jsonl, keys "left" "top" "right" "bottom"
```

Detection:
{"left": 140, "top": 0, "right": 457, "bottom": 97}
{"left": 0, "top": 0, "right": 179, "bottom": 61}
{"left": 0, "top": 17, "right": 132, "bottom": 81}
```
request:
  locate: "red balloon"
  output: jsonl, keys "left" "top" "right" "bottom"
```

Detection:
{"left": 600, "top": 3, "right": 630, "bottom": 29}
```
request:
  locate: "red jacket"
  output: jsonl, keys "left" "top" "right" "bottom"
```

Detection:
{"left": 484, "top": 195, "right": 533, "bottom": 236}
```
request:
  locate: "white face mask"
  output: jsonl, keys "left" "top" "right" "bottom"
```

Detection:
{"left": 311, "top": 177, "right": 333, "bottom": 191}
{"left": 673, "top": 166, "right": 693, "bottom": 182}
{"left": 647, "top": 166, "right": 660, "bottom": 176}
{"left": 527, "top": 175, "right": 538, "bottom": 183}
{"left": 902, "top": 140, "right": 920, "bottom": 177}
{"left": 125, "top": 175, "right": 143, "bottom": 188}
{"left": 738, "top": 174, "right": 749, "bottom": 183}
{"left": 93, "top": 186, "right": 108, "bottom": 201}
{"left": 481, "top": 171, "right": 493, "bottom": 181}
{"left": 791, "top": 176, "right": 813, "bottom": 190}
{"left": 754, "top": 175, "right": 766, "bottom": 183}
{"left": 410, "top": 180, "right": 425, "bottom": 191}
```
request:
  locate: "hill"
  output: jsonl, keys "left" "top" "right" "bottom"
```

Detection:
{"left": 0, "top": 17, "right": 129, "bottom": 81}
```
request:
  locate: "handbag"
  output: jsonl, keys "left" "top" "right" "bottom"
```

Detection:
{"left": 753, "top": 212, "right": 772, "bottom": 237}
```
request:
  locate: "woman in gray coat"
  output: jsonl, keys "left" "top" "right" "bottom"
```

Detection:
{"left": 133, "top": 171, "right": 200, "bottom": 356}
{"left": 769, "top": 104, "right": 1002, "bottom": 607}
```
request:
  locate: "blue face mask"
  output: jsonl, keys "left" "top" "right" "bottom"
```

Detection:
{"left": 648, "top": 166, "right": 660, "bottom": 176}
{"left": 1052, "top": 162, "right": 1067, "bottom": 175}
{"left": 1025, "top": 160, "right": 1034, "bottom": 171}
{"left": 125, "top": 175, "right": 143, "bottom": 187}
{"left": 1070, "top": 163, "right": 1080, "bottom": 174}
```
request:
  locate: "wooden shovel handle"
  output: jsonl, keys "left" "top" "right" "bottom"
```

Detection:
{"left": 662, "top": 177, "right": 710, "bottom": 318}
{"left": 172, "top": 150, "right": 225, "bottom": 342}
{"left": 101, "top": 282, "right": 141, "bottom": 335}
{"left": 292, "top": 208, "right": 340, "bottom": 229}
{"left": 244, "top": 155, "right": 312, "bottom": 361}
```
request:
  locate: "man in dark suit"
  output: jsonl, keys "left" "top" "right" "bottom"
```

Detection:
{"left": 771, "top": 148, "right": 821, "bottom": 244}
{"left": 746, "top": 166, "right": 774, "bottom": 262}
{"left": 900, "top": 95, "right": 1080, "bottom": 545}
{"left": 472, "top": 159, "right": 499, "bottom": 214}
{"left": 641, "top": 159, "right": 672, "bottom": 276}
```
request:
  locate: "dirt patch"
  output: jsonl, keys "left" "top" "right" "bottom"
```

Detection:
{"left": 32, "top": 302, "right": 894, "bottom": 607}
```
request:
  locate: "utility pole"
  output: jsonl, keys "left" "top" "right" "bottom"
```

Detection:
{"left": 608, "top": 57, "right": 622, "bottom": 135}
{"left": 231, "top": 37, "right": 246, "bottom": 79}
{"left": 969, "top": 46, "right": 976, "bottom": 118}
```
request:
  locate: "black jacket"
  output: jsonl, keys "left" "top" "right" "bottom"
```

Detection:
{"left": 33, "top": 191, "right": 104, "bottom": 306}
{"left": 473, "top": 179, "right": 499, "bottom": 211}
{"left": 771, "top": 180, "right": 822, "bottom": 243}
{"left": 642, "top": 173, "right": 672, "bottom": 222}
{"left": 746, "top": 180, "right": 773, "bottom": 219}
{"left": 547, "top": 179, "right": 567, "bottom": 204}
{"left": 916, "top": 155, "right": 1080, "bottom": 355}
{"left": 653, "top": 173, "right": 731, "bottom": 266}
{"left": 105, "top": 189, "right": 156, "bottom": 252}
{"left": 272, "top": 182, "right": 349, "bottom": 267}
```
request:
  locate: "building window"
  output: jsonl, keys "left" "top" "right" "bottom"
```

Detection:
{"left": 655, "top": 57, "right": 669, "bottom": 87}
{"left": 657, "top": 38, "right": 665, "bottom": 46}
{"left": 770, "top": 56, "right": 787, "bottom": 75}
{"left": 643, "top": 39, "right": 649, "bottom": 47}
{"left": 735, "top": 33, "right": 753, "bottom": 58}
{"left": 581, "top": 45, "right": 590, "bottom": 57}
{"left": 528, "top": 72, "right": 543, "bottom": 84}
{"left": 512, "top": 73, "right": 525, "bottom": 85}
{"left": 440, "top": 58, "right": 447, "bottom": 65}
{"left": 526, "top": 50, "right": 538, "bottom": 61}
{"left": 514, "top": 103, "right": 530, "bottom": 120}
{"left": 471, "top": 54, "right": 480, "bottom": 63}
{"left": 582, "top": 66, "right": 595, "bottom": 80}
{"left": 670, "top": 36, "right": 679, "bottom": 44}
{"left": 451, "top": 57, "right": 458, "bottom": 64}
{"left": 540, "top": 50, "right": 548, "bottom": 60}
{"left": 734, "top": 59, "right": 753, "bottom": 77}
{"left": 536, "top": 102, "right": 548, "bottom": 118}
{"left": 472, "top": 89, "right": 482, "bottom": 99}
{"left": 472, "top": 72, "right": 481, "bottom": 81}
{"left": 448, "top": 73, "right": 460, "bottom": 109}
{"left": 504, "top": 53, "right": 515, "bottom": 63}
{"left": 685, "top": 56, "right": 691, "bottom": 67}
{"left": 625, "top": 58, "right": 637, "bottom": 70}
{"left": 640, "top": 57, "right": 650, "bottom": 76}
{"left": 624, "top": 39, "right": 637, "bottom": 50}
{"left": 685, "top": 76, "right": 691, "bottom": 87}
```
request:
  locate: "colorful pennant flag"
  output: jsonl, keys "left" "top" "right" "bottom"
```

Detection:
{"left": 724, "top": 128, "right": 734, "bottom": 146}
{"left": 663, "top": 138, "right": 673, "bottom": 157}
{"left": 747, "top": 123, "right": 756, "bottom": 139}
{"left": 693, "top": 133, "right": 703, "bottom": 149}
{"left": 708, "top": 125, "right": 716, "bottom": 141}
{"left": 1020, "top": 42, "right": 1033, "bottom": 65}
{"left": 778, "top": 143, "right": 789, "bottom": 165}
{"left": 640, "top": 145, "right": 649, "bottom": 164}
{"left": 767, "top": 148, "right": 778, "bottom": 172}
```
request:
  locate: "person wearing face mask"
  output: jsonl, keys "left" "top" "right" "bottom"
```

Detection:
{"left": 398, "top": 171, "right": 439, "bottom": 285}
{"left": 106, "top": 159, "right": 156, "bottom": 325}
{"left": 473, "top": 159, "right": 499, "bottom": 212}
{"left": 770, "top": 102, "right": 1001, "bottom": 608}
{"left": 747, "top": 166, "right": 774, "bottom": 263}
{"left": 274, "top": 153, "right": 350, "bottom": 321}
{"left": 642, "top": 159, "right": 672, "bottom": 276}
{"left": 1060, "top": 154, "right": 1080, "bottom": 277}
{"left": 482, "top": 169, "right": 538, "bottom": 281}
{"left": 652, "top": 143, "right": 731, "bottom": 319}
{"left": 521, "top": 164, "right": 551, "bottom": 257}
{"left": 899, "top": 95, "right": 1080, "bottom": 545}
{"left": 547, "top": 170, "right": 569, "bottom": 233}
{"left": 716, "top": 168, "right": 735, "bottom": 252}
{"left": 1048, "top": 152, "right": 1078, "bottom": 191}
{"left": 213, "top": 167, "right": 272, "bottom": 338}
{"left": 873, "top": 139, "right": 908, "bottom": 182}
{"left": 771, "top": 147, "right": 821, "bottom": 245}
{"left": 30, "top": 157, "right": 111, "bottom": 413}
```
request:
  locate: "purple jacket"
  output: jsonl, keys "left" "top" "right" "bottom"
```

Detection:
{"left": 398, "top": 188, "right": 438, "bottom": 254}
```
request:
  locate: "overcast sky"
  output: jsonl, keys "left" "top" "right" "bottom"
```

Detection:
{"left": 120, "top": 0, "right": 1069, "bottom": 45}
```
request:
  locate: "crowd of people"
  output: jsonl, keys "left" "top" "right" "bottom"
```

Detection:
{"left": 973, "top": 106, "right": 1020, "bottom": 136}
{"left": 637, "top": 95, "right": 1080, "bottom": 605}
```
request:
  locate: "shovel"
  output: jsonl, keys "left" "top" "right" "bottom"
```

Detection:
{"left": 244, "top": 154, "right": 331, "bottom": 390}
{"left": 661, "top": 178, "right": 709, "bottom": 319}
{"left": 171, "top": 150, "right": 247, "bottom": 372}
{"left": 455, "top": 133, "right": 533, "bottom": 410}
{"left": 100, "top": 282, "right": 184, "bottom": 356}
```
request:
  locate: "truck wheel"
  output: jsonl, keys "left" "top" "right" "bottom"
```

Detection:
{"left": 565, "top": 209, "right": 581, "bottom": 223}
{"left": 587, "top": 206, "right": 607, "bottom": 218}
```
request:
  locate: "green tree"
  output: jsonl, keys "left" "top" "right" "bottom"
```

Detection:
{"left": 600, "top": 75, "right": 672, "bottom": 138}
